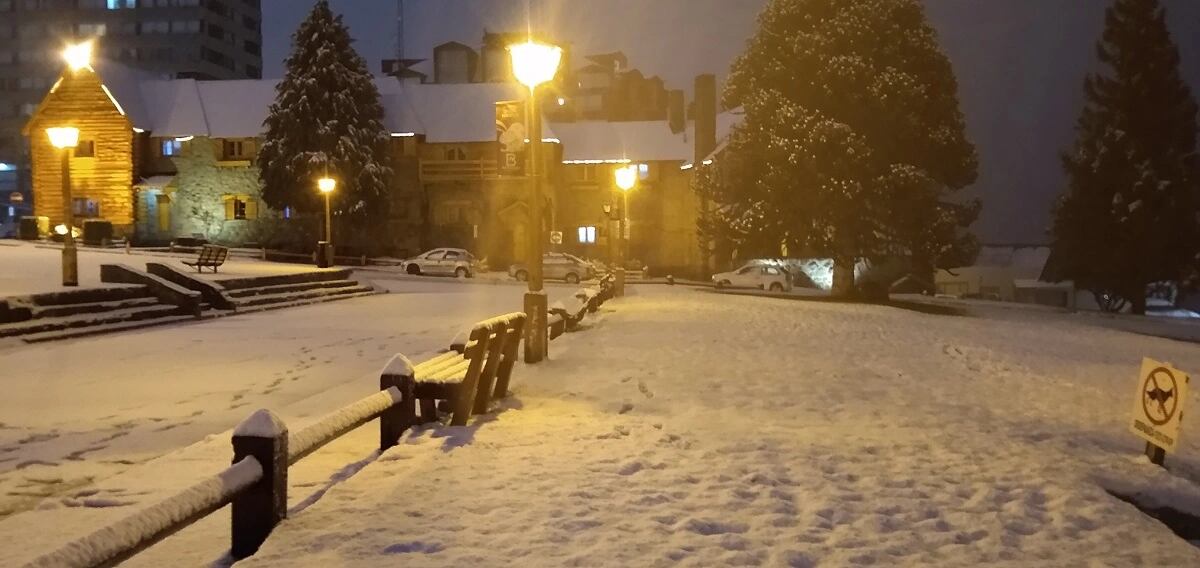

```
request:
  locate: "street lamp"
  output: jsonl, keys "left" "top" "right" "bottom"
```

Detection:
{"left": 613, "top": 164, "right": 638, "bottom": 297}
{"left": 317, "top": 177, "right": 336, "bottom": 268}
{"left": 509, "top": 38, "right": 562, "bottom": 364}
{"left": 47, "top": 126, "right": 80, "bottom": 286}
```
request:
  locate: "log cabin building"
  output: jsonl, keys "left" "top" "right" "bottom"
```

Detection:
{"left": 23, "top": 58, "right": 734, "bottom": 277}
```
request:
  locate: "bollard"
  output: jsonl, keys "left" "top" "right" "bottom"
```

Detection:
{"left": 667, "top": 275, "right": 674, "bottom": 286}
{"left": 380, "top": 354, "right": 415, "bottom": 450}
{"left": 125, "top": 240, "right": 132, "bottom": 255}
{"left": 231, "top": 410, "right": 288, "bottom": 559}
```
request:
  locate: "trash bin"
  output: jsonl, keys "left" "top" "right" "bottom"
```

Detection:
{"left": 18, "top": 217, "right": 40, "bottom": 240}
{"left": 316, "top": 241, "right": 334, "bottom": 268}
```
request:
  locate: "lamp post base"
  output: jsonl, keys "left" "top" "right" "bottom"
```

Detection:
{"left": 316, "top": 241, "right": 334, "bottom": 268}
{"left": 523, "top": 291, "right": 548, "bottom": 363}
{"left": 62, "top": 245, "right": 78, "bottom": 287}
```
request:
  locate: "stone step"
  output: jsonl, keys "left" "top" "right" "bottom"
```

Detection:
{"left": 29, "top": 296, "right": 163, "bottom": 319}
{"left": 23, "top": 285, "right": 153, "bottom": 306}
{"left": 0, "top": 304, "right": 187, "bottom": 339}
{"left": 231, "top": 284, "right": 375, "bottom": 309}
{"left": 20, "top": 314, "right": 200, "bottom": 344}
{"left": 235, "top": 290, "right": 379, "bottom": 315}
{"left": 216, "top": 269, "right": 353, "bottom": 291}
{"left": 225, "top": 279, "right": 360, "bottom": 299}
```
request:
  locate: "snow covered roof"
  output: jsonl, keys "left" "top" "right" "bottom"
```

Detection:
{"left": 399, "top": 82, "right": 529, "bottom": 142}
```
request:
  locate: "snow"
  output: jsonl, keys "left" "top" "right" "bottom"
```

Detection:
{"left": 0, "top": 276, "right": 579, "bottom": 566}
{"left": 233, "top": 410, "right": 287, "bottom": 438}
{"left": 221, "top": 286, "right": 1200, "bottom": 567}
{"left": 380, "top": 353, "right": 416, "bottom": 378}
{"left": 24, "top": 456, "right": 262, "bottom": 568}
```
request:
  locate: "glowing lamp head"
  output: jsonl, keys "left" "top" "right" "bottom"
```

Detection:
{"left": 46, "top": 127, "right": 80, "bottom": 150}
{"left": 63, "top": 41, "right": 93, "bottom": 72}
{"left": 508, "top": 40, "right": 563, "bottom": 90}
{"left": 317, "top": 177, "right": 336, "bottom": 194}
{"left": 614, "top": 165, "right": 638, "bottom": 192}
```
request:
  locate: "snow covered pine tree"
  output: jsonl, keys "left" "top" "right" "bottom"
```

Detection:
{"left": 258, "top": 0, "right": 393, "bottom": 251}
{"left": 1052, "top": 0, "right": 1200, "bottom": 315}
{"left": 699, "top": 0, "right": 979, "bottom": 298}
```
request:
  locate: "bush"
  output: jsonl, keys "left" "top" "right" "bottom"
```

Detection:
{"left": 82, "top": 219, "right": 113, "bottom": 246}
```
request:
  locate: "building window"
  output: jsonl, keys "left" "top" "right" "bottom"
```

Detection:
{"left": 444, "top": 147, "right": 467, "bottom": 161}
{"left": 222, "top": 139, "right": 252, "bottom": 161}
{"left": 223, "top": 194, "right": 257, "bottom": 220}
{"left": 75, "top": 140, "right": 96, "bottom": 158}
{"left": 160, "top": 139, "right": 181, "bottom": 156}
{"left": 77, "top": 23, "right": 107, "bottom": 36}
{"left": 107, "top": 0, "right": 136, "bottom": 8}
{"left": 577, "top": 226, "right": 597, "bottom": 244}
{"left": 72, "top": 197, "right": 100, "bottom": 218}
{"left": 566, "top": 164, "right": 597, "bottom": 183}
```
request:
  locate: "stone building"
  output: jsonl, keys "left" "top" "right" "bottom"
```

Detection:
{"left": 25, "top": 59, "right": 730, "bottom": 277}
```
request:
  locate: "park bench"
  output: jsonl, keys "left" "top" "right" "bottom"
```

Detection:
{"left": 383, "top": 312, "right": 527, "bottom": 429}
{"left": 182, "top": 244, "right": 229, "bottom": 273}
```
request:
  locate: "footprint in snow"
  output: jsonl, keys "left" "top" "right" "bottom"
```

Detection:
{"left": 618, "top": 402, "right": 634, "bottom": 414}
{"left": 638, "top": 380, "right": 654, "bottom": 399}
{"left": 382, "top": 541, "right": 444, "bottom": 554}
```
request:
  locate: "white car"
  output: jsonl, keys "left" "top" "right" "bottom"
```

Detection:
{"left": 712, "top": 263, "right": 793, "bottom": 292}
{"left": 402, "top": 248, "right": 480, "bottom": 278}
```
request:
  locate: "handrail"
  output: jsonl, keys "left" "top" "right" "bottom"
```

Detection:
{"left": 288, "top": 387, "right": 404, "bottom": 465}
{"left": 24, "top": 457, "right": 263, "bottom": 568}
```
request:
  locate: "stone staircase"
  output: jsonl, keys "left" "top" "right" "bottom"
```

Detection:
{"left": 0, "top": 268, "right": 380, "bottom": 344}
{"left": 0, "top": 286, "right": 196, "bottom": 343}
{"left": 215, "top": 269, "right": 378, "bottom": 313}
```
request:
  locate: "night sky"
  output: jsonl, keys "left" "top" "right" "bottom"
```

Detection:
{"left": 261, "top": 0, "right": 1200, "bottom": 245}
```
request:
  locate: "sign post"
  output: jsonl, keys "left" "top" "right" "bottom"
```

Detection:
{"left": 1129, "top": 357, "right": 1190, "bottom": 466}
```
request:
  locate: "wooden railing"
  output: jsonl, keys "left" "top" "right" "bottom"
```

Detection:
{"left": 24, "top": 277, "right": 618, "bottom": 568}
{"left": 419, "top": 159, "right": 498, "bottom": 181}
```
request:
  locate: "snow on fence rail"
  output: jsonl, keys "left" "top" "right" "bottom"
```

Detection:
{"left": 23, "top": 278, "right": 620, "bottom": 567}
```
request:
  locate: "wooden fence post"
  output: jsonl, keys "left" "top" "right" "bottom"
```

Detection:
{"left": 380, "top": 354, "right": 415, "bottom": 451}
{"left": 231, "top": 410, "right": 288, "bottom": 560}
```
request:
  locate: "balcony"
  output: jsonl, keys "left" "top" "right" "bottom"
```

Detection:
{"left": 419, "top": 159, "right": 498, "bottom": 182}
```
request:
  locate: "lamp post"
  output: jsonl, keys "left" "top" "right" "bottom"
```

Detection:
{"left": 47, "top": 126, "right": 80, "bottom": 286}
{"left": 509, "top": 39, "right": 562, "bottom": 364}
{"left": 317, "top": 177, "right": 336, "bottom": 268}
{"left": 614, "top": 164, "right": 637, "bottom": 297}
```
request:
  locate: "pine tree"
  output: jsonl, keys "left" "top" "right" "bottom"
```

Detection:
{"left": 699, "top": 0, "right": 979, "bottom": 296}
{"left": 258, "top": 1, "right": 392, "bottom": 249}
{"left": 1052, "top": 0, "right": 1199, "bottom": 315}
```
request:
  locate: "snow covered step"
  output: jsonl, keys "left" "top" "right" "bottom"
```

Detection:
{"left": 225, "top": 279, "right": 360, "bottom": 299}
{"left": 22, "top": 284, "right": 152, "bottom": 306}
{"left": 29, "top": 296, "right": 162, "bottom": 319}
{"left": 216, "top": 269, "right": 354, "bottom": 291}
{"left": 232, "top": 284, "right": 376, "bottom": 309}
{"left": 234, "top": 289, "right": 379, "bottom": 314}
{"left": 0, "top": 304, "right": 187, "bottom": 339}
{"left": 20, "top": 314, "right": 200, "bottom": 343}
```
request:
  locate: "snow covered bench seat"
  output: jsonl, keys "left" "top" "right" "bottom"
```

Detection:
{"left": 387, "top": 312, "right": 527, "bottom": 428}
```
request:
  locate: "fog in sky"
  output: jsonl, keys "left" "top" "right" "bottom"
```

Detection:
{"left": 262, "top": 0, "right": 1200, "bottom": 245}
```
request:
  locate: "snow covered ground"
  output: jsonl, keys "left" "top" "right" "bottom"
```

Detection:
{"left": 0, "top": 277, "right": 577, "bottom": 563}
{"left": 0, "top": 240, "right": 340, "bottom": 296}
{"left": 9, "top": 284, "right": 1200, "bottom": 566}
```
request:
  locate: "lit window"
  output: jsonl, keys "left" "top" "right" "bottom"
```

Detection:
{"left": 72, "top": 197, "right": 101, "bottom": 217}
{"left": 577, "top": 226, "right": 596, "bottom": 244}
{"left": 638, "top": 163, "right": 649, "bottom": 180}
{"left": 223, "top": 194, "right": 257, "bottom": 220}
{"left": 283, "top": 206, "right": 291, "bottom": 219}
{"left": 160, "top": 139, "right": 181, "bottom": 156}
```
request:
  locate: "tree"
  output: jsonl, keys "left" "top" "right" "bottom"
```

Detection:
{"left": 698, "top": 0, "right": 979, "bottom": 296}
{"left": 258, "top": 1, "right": 392, "bottom": 251}
{"left": 1051, "top": 0, "right": 1199, "bottom": 315}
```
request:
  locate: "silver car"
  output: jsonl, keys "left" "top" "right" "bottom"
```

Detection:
{"left": 509, "top": 253, "right": 597, "bottom": 284}
{"left": 402, "top": 248, "right": 480, "bottom": 277}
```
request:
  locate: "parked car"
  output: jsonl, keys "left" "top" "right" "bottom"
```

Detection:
{"left": 402, "top": 248, "right": 480, "bottom": 277}
{"left": 712, "top": 263, "right": 793, "bottom": 292}
{"left": 509, "top": 253, "right": 597, "bottom": 284}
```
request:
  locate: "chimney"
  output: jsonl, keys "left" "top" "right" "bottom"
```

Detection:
{"left": 668, "top": 89, "right": 685, "bottom": 134}
{"left": 694, "top": 74, "right": 718, "bottom": 166}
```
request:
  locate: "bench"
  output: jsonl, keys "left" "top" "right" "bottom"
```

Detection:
{"left": 383, "top": 312, "right": 526, "bottom": 429}
{"left": 182, "top": 244, "right": 229, "bottom": 273}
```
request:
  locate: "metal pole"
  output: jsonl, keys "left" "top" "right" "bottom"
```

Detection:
{"left": 60, "top": 148, "right": 78, "bottom": 286}
{"left": 524, "top": 88, "right": 548, "bottom": 363}
{"left": 615, "top": 188, "right": 626, "bottom": 296}
{"left": 324, "top": 191, "right": 332, "bottom": 243}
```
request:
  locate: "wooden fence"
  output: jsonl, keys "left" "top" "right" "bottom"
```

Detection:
{"left": 24, "top": 278, "right": 616, "bottom": 568}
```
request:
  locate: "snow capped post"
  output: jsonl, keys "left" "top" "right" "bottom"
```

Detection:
{"left": 380, "top": 354, "right": 416, "bottom": 451}
{"left": 230, "top": 409, "right": 289, "bottom": 559}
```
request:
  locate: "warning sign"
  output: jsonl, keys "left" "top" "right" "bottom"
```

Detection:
{"left": 1130, "top": 358, "right": 1190, "bottom": 453}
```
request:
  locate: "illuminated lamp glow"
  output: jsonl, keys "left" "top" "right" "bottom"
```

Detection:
{"left": 46, "top": 127, "right": 80, "bottom": 149}
{"left": 174, "top": 136, "right": 194, "bottom": 142}
{"left": 390, "top": 132, "right": 416, "bottom": 137}
{"left": 614, "top": 165, "right": 637, "bottom": 191}
{"left": 702, "top": 159, "right": 714, "bottom": 166}
{"left": 680, "top": 163, "right": 694, "bottom": 171}
{"left": 63, "top": 41, "right": 93, "bottom": 72}
{"left": 542, "top": 137, "right": 560, "bottom": 143}
{"left": 508, "top": 40, "right": 563, "bottom": 89}
{"left": 317, "top": 177, "right": 336, "bottom": 193}
{"left": 562, "top": 159, "right": 632, "bottom": 165}
{"left": 132, "top": 127, "right": 145, "bottom": 133}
